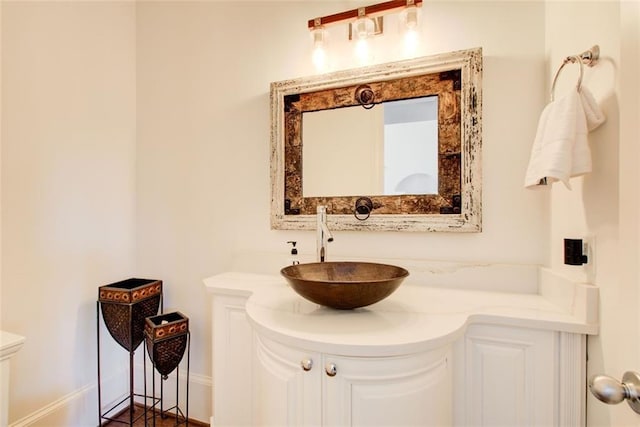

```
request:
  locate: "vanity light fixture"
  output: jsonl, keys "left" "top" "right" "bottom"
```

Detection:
{"left": 307, "top": 0, "right": 423, "bottom": 64}
{"left": 308, "top": 0, "right": 423, "bottom": 33}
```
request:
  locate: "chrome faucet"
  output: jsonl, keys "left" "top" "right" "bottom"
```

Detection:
{"left": 316, "top": 205, "right": 334, "bottom": 262}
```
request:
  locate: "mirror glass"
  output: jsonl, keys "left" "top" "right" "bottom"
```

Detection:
{"left": 270, "top": 47, "right": 482, "bottom": 232}
{"left": 302, "top": 96, "right": 439, "bottom": 197}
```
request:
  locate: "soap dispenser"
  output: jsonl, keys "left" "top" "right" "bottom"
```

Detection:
{"left": 287, "top": 241, "right": 300, "bottom": 265}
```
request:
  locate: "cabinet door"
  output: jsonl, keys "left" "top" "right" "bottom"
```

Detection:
{"left": 323, "top": 347, "right": 452, "bottom": 427}
{"left": 253, "top": 335, "right": 322, "bottom": 426}
{"left": 461, "top": 324, "right": 556, "bottom": 427}
{"left": 212, "top": 294, "right": 253, "bottom": 426}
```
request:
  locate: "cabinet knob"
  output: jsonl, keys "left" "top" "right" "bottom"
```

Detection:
{"left": 301, "top": 358, "right": 313, "bottom": 371}
{"left": 325, "top": 362, "right": 337, "bottom": 377}
{"left": 589, "top": 371, "right": 640, "bottom": 415}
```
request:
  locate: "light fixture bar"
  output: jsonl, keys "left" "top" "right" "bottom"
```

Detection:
{"left": 308, "top": 0, "right": 423, "bottom": 30}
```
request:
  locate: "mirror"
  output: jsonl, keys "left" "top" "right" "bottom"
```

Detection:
{"left": 302, "top": 96, "right": 439, "bottom": 197}
{"left": 270, "top": 47, "right": 482, "bottom": 232}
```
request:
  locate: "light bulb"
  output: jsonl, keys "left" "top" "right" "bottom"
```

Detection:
{"left": 312, "top": 45, "right": 327, "bottom": 70}
{"left": 355, "top": 38, "right": 371, "bottom": 64}
{"left": 403, "top": 29, "right": 419, "bottom": 56}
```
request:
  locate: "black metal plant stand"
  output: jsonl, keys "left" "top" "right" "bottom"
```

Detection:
{"left": 97, "top": 278, "right": 163, "bottom": 426}
{"left": 144, "top": 311, "right": 190, "bottom": 426}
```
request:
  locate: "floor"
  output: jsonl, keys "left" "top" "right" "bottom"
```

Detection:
{"left": 106, "top": 404, "right": 208, "bottom": 427}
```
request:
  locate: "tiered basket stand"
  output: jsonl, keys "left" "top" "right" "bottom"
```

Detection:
{"left": 144, "top": 312, "right": 190, "bottom": 426}
{"left": 97, "top": 278, "right": 163, "bottom": 426}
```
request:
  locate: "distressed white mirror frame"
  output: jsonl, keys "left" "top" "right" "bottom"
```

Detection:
{"left": 270, "top": 47, "right": 482, "bottom": 232}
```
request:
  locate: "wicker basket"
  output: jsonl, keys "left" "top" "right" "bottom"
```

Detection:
{"left": 144, "top": 312, "right": 189, "bottom": 378}
{"left": 99, "top": 278, "right": 162, "bottom": 352}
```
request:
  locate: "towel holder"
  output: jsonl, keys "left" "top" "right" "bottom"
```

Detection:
{"left": 550, "top": 45, "right": 600, "bottom": 101}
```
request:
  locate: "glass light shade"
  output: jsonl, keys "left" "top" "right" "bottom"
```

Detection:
{"left": 311, "top": 26, "right": 326, "bottom": 46}
{"left": 401, "top": 5, "right": 419, "bottom": 30}
{"left": 353, "top": 16, "right": 374, "bottom": 40}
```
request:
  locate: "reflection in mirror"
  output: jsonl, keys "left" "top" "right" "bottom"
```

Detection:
{"left": 302, "top": 97, "right": 438, "bottom": 197}
{"left": 270, "top": 47, "right": 482, "bottom": 232}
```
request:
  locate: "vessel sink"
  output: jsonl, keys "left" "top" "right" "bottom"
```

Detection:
{"left": 280, "top": 262, "right": 409, "bottom": 310}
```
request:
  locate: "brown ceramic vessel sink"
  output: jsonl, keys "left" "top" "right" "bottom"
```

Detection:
{"left": 280, "top": 261, "right": 409, "bottom": 310}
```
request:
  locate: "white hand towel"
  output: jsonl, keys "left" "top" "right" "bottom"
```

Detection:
{"left": 524, "top": 87, "right": 605, "bottom": 189}
{"left": 581, "top": 87, "right": 606, "bottom": 132}
{"left": 571, "top": 87, "right": 606, "bottom": 177}
{"left": 525, "top": 90, "right": 580, "bottom": 189}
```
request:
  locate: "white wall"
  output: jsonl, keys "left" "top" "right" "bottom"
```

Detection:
{"left": 1, "top": 2, "right": 137, "bottom": 424}
{"left": 545, "top": 1, "right": 639, "bottom": 426}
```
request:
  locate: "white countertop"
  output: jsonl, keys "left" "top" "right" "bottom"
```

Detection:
{"left": 204, "top": 269, "right": 598, "bottom": 357}
{"left": 0, "top": 331, "right": 26, "bottom": 361}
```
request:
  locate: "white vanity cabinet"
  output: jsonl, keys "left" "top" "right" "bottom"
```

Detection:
{"left": 453, "top": 324, "right": 586, "bottom": 426}
{"left": 252, "top": 334, "right": 320, "bottom": 425}
{"left": 204, "top": 271, "right": 597, "bottom": 427}
{"left": 211, "top": 292, "right": 254, "bottom": 427}
{"left": 253, "top": 334, "right": 452, "bottom": 427}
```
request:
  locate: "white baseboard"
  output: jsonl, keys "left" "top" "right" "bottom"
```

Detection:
{"left": 9, "top": 366, "right": 212, "bottom": 426}
{"left": 9, "top": 383, "right": 96, "bottom": 427}
{"left": 9, "top": 382, "right": 129, "bottom": 427}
